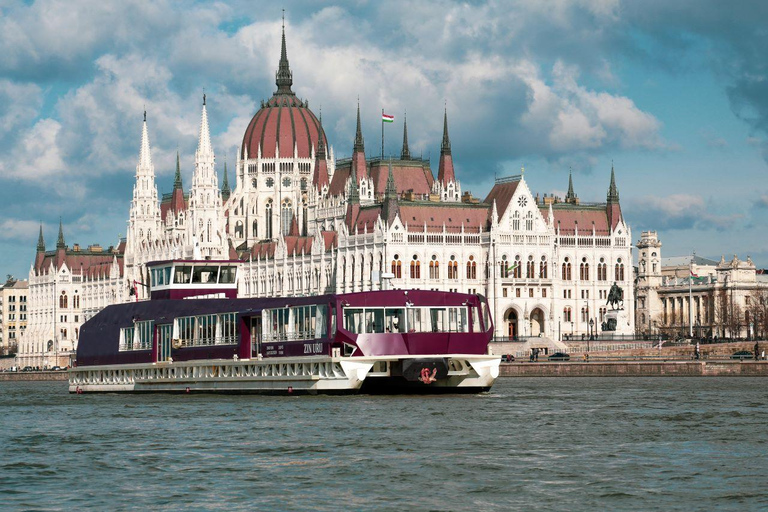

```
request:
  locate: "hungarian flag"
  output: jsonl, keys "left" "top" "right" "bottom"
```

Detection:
{"left": 382, "top": 113, "right": 394, "bottom": 123}
{"left": 690, "top": 270, "right": 699, "bottom": 278}
{"left": 506, "top": 262, "right": 519, "bottom": 273}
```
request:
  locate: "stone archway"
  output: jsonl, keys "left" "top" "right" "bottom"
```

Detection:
{"left": 530, "top": 308, "right": 545, "bottom": 336}
{"left": 504, "top": 309, "right": 518, "bottom": 340}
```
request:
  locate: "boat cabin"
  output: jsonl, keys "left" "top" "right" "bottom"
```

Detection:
{"left": 147, "top": 259, "right": 240, "bottom": 300}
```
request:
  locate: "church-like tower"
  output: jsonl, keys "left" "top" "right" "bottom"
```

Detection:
{"left": 188, "top": 96, "right": 226, "bottom": 258}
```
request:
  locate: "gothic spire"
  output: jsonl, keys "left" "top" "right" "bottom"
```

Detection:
{"left": 440, "top": 107, "right": 451, "bottom": 155}
{"left": 316, "top": 112, "right": 326, "bottom": 159}
{"left": 353, "top": 100, "right": 364, "bottom": 153}
{"left": 401, "top": 112, "right": 410, "bottom": 160}
{"left": 221, "top": 157, "right": 230, "bottom": 202}
{"left": 138, "top": 110, "right": 152, "bottom": 170}
{"left": 607, "top": 161, "right": 619, "bottom": 203}
{"left": 275, "top": 12, "right": 294, "bottom": 95}
{"left": 385, "top": 158, "right": 397, "bottom": 196}
{"left": 37, "top": 224, "right": 45, "bottom": 252}
{"left": 56, "top": 218, "right": 65, "bottom": 249}
{"left": 348, "top": 166, "right": 360, "bottom": 204}
{"left": 174, "top": 151, "right": 183, "bottom": 190}
{"left": 382, "top": 159, "right": 400, "bottom": 226}
{"left": 565, "top": 168, "right": 576, "bottom": 203}
{"left": 197, "top": 96, "right": 213, "bottom": 157}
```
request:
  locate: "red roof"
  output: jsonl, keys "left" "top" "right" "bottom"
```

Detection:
{"left": 284, "top": 236, "right": 313, "bottom": 255}
{"left": 241, "top": 94, "right": 327, "bottom": 160}
{"left": 399, "top": 203, "right": 490, "bottom": 232}
{"left": 161, "top": 188, "right": 187, "bottom": 220}
{"left": 484, "top": 179, "right": 520, "bottom": 219}
{"left": 546, "top": 207, "right": 611, "bottom": 235}
{"left": 345, "top": 204, "right": 381, "bottom": 232}
{"left": 369, "top": 161, "right": 434, "bottom": 196}
{"left": 322, "top": 231, "right": 338, "bottom": 251}
{"left": 34, "top": 246, "right": 124, "bottom": 279}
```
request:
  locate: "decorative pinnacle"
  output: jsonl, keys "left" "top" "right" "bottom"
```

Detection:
{"left": 353, "top": 100, "right": 364, "bottom": 153}
{"left": 56, "top": 218, "right": 65, "bottom": 249}
{"left": 275, "top": 12, "right": 294, "bottom": 95}
{"left": 222, "top": 156, "right": 230, "bottom": 201}
{"left": 441, "top": 107, "right": 451, "bottom": 155}
{"left": 401, "top": 112, "right": 410, "bottom": 160}
{"left": 37, "top": 223, "right": 45, "bottom": 252}
{"left": 385, "top": 158, "right": 397, "bottom": 196}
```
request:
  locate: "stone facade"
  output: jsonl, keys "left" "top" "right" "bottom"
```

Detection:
{"left": 0, "top": 278, "right": 28, "bottom": 355}
{"left": 635, "top": 231, "right": 767, "bottom": 339}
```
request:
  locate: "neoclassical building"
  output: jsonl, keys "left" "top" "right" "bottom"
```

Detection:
{"left": 19, "top": 25, "right": 637, "bottom": 366}
{"left": 635, "top": 231, "right": 767, "bottom": 339}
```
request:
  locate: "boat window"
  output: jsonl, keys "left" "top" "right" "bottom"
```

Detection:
{"left": 220, "top": 266, "right": 237, "bottom": 284}
{"left": 119, "top": 320, "right": 154, "bottom": 351}
{"left": 343, "top": 308, "right": 364, "bottom": 334}
{"left": 174, "top": 312, "right": 238, "bottom": 347}
{"left": 175, "top": 266, "right": 192, "bottom": 284}
{"left": 385, "top": 308, "right": 405, "bottom": 333}
{"left": 364, "top": 309, "right": 385, "bottom": 333}
{"left": 192, "top": 266, "right": 218, "bottom": 284}
{"left": 470, "top": 306, "right": 481, "bottom": 333}
{"left": 262, "top": 305, "right": 329, "bottom": 342}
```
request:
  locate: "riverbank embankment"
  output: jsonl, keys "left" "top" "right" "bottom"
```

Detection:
{"left": 500, "top": 360, "right": 768, "bottom": 377}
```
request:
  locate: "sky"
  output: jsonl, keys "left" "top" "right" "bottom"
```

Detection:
{"left": 1, "top": 0, "right": 768, "bottom": 279}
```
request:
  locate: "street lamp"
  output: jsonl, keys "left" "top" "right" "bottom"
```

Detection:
{"left": 589, "top": 319, "right": 594, "bottom": 351}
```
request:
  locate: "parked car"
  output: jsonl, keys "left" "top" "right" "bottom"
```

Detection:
{"left": 502, "top": 354, "right": 515, "bottom": 363}
{"left": 548, "top": 352, "right": 571, "bottom": 361}
{"left": 50, "top": 366, "right": 63, "bottom": 371}
{"left": 731, "top": 350, "right": 753, "bottom": 360}
{"left": 21, "top": 366, "right": 34, "bottom": 372}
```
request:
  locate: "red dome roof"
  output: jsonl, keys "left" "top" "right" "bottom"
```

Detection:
{"left": 241, "top": 93, "right": 327, "bottom": 160}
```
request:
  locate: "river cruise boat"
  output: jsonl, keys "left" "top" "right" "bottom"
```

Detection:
{"left": 69, "top": 260, "right": 500, "bottom": 394}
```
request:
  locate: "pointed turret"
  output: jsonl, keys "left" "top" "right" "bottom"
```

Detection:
{"left": 351, "top": 101, "right": 367, "bottom": 182}
{"left": 401, "top": 113, "right": 410, "bottom": 160}
{"left": 312, "top": 115, "right": 330, "bottom": 189}
{"left": 221, "top": 158, "right": 231, "bottom": 202}
{"left": 37, "top": 224, "right": 45, "bottom": 252}
{"left": 174, "top": 151, "right": 183, "bottom": 190}
{"left": 606, "top": 162, "right": 623, "bottom": 231}
{"left": 437, "top": 108, "right": 456, "bottom": 185}
{"left": 139, "top": 111, "right": 152, "bottom": 170}
{"left": 347, "top": 167, "right": 360, "bottom": 204}
{"left": 275, "top": 15, "right": 294, "bottom": 96}
{"left": 607, "top": 162, "right": 619, "bottom": 203}
{"left": 197, "top": 95, "right": 213, "bottom": 158}
{"left": 565, "top": 169, "right": 577, "bottom": 204}
{"left": 56, "top": 218, "right": 65, "bottom": 249}
{"left": 353, "top": 101, "right": 365, "bottom": 154}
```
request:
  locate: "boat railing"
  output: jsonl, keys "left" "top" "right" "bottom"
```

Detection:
{"left": 262, "top": 331, "right": 321, "bottom": 343}
{"left": 119, "top": 341, "right": 153, "bottom": 351}
{"left": 179, "top": 335, "right": 238, "bottom": 348}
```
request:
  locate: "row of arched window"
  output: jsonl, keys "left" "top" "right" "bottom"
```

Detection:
{"left": 59, "top": 291, "right": 80, "bottom": 309}
{"left": 560, "top": 257, "right": 625, "bottom": 281}
{"left": 391, "top": 255, "right": 478, "bottom": 280}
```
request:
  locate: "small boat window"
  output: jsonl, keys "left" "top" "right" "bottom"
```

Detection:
{"left": 192, "top": 266, "right": 218, "bottom": 284}
{"left": 219, "top": 266, "right": 237, "bottom": 284}
{"left": 119, "top": 320, "right": 154, "bottom": 351}
{"left": 174, "top": 312, "right": 238, "bottom": 347}
{"left": 174, "top": 266, "right": 192, "bottom": 284}
{"left": 262, "top": 305, "right": 329, "bottom": 342}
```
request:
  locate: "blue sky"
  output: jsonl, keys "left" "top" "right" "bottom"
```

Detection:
{"left": 1, "top": 0, "right": 768, "bottom": 278}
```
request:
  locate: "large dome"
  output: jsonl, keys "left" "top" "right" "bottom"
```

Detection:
{"left": 241, "top": 26, "right": 327, "bottom": 160}
{"left": 241, "top": 93, "right": 327, "bottom": 160}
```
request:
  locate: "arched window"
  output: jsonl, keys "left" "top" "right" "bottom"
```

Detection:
{"left": 615, "top": 259, "right": 625, "bottom": 281}
{"left": 598, "top": 258, "right": 607, "bottom": 281}
{"left": 252, "top": 220, "right": 258, "bottom": 238}
{"left": 540, "top": 256, "right": 548, "bottom": 279}
{"left": 466, "top": 255, "right": 477, "bottom": 279}
{"left": 302, "top": 200, "right": 308, "bottom": 236}
{"left": 281, "top": 200, "right": 292, "bottom": 235}
{"left": 235, "top": 221, "right": 243, "bottom": 238}
{"left": 581, "top": 307, "right": 589, "bottom": 322}
{"left": 410, "top": 255, "right": 421, "bottom": 279}
{"left": 266, "top": 200, "right": 273, "bottom": 238}
{"left": 342, "top": 257, "right": 346, "bottom": 283}
{"left": 580, "top": 257, "right": 589, "bottom": 281}
{"left": 207, "top": 220, "right": 212, "bottom": 242}
{"left": 562, "top": 258, "right": 572, "bottom": 281}
{"left": 391, "top": 255, "right": 402, "bottom": 278}
{"left": 513, "top": 255, "right": 522, "bottom": 279}
{"left": 500, "top": 255, "right": 509, "bottom": 278}
{"left": 73, "top": 294, "right": 80, "bottom": 309}
{"left": 525, "top": 211, "right": 534, "bottom": 231}
{"left": 351, "top": 256, "right": 356, "bottom": 284}
{"left": 512, "top": 211, "right": 520, "bottom": 231}
{"left": 563, "top": 307, "right": 572, "bottom": 322}
{"left": 429, "top": 255, "right": 440, "bottom": 279}
{"left": 448, "top": 255, "right": 458, "bottom": 279}
{"left": 526, "top": 255, "right": 535, "bottom": 278}
{"left": 59, "top": 291, "right": 68, "bottom": 309}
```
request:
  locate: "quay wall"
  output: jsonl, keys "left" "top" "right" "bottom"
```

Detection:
{"left": 500, "top": 361, "right": 768, "bottom": 377}
{"left": 0, "top": 372, "right": 68, "bottom": 382}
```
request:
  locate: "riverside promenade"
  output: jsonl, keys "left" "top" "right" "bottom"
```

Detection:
{"left": 500, "top": 360, "right": 768, "bottom": 377}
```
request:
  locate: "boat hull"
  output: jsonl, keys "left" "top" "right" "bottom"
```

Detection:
{"left": 68, "top": 355, "right": 500, "bottom": 395}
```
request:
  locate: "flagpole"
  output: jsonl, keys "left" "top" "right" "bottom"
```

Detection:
{"left": 381, "top": 108, "right": 384, "bottom": 159}
{"left": 689, "top": 255, "right": 693, "bottom": 338}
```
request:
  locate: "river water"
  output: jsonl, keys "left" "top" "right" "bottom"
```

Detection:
{"left": 1, "top": 378, "right": 766, "bottom": 511}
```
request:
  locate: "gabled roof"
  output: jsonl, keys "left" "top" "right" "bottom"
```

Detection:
{"left": 544, "top": 204, "right": 611, "bottom": 235}
{"left": 399, "top": 202, "right": 490, "bottom": 232}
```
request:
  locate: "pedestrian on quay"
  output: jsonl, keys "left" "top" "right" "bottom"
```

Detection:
{"left": 694, "top": 341, "right": 701, "bottom": 360}
{"left": 755, "top": 342, "right": 760, "bottom": 361}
